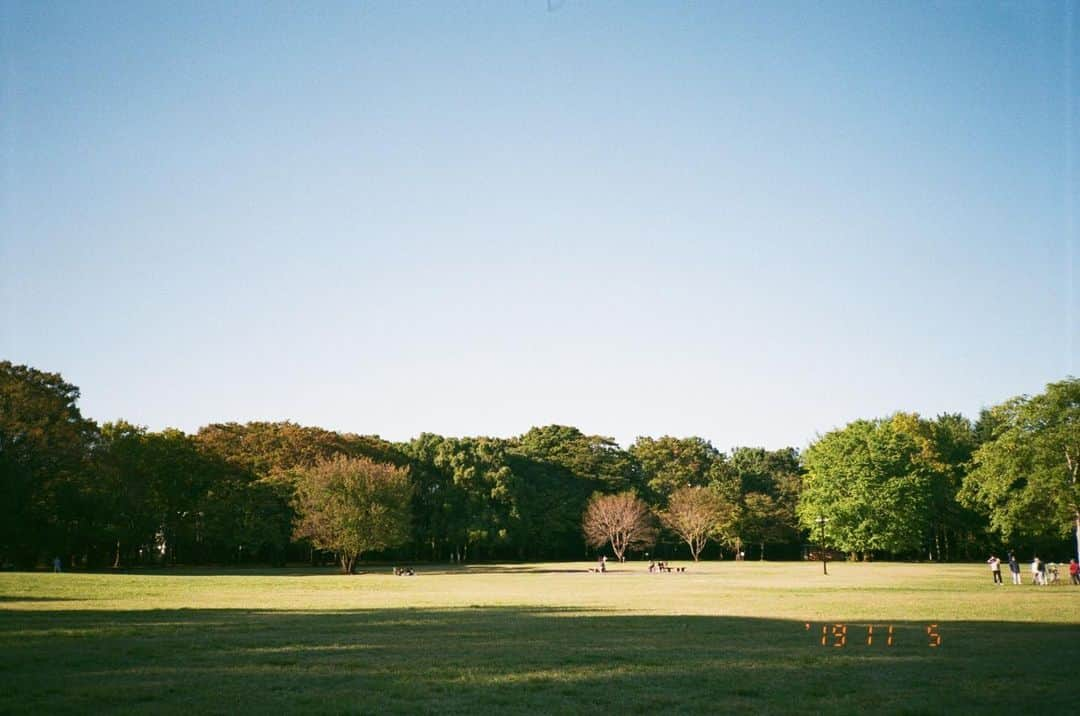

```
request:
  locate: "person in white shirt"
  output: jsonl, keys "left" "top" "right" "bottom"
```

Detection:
{"left": 986, "top": 556, "right": 1002, "bottom": 584}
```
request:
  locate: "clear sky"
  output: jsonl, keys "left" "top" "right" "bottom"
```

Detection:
{"left": 2, "top": 1, "right": 1077, "bottom": 450}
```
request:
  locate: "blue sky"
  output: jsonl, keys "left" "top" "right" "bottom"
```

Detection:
{"left": 2, "top": 1, "right": 1077, "bottom": 450}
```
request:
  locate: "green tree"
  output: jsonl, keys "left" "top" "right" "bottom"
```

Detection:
{"left": 432, "top": 436, "right": 514, "bottom": 562}
{"left": 502, "top": 425, "right": 633, "bottom": 560}
{"left": 94, "top": 421, "right": 162, "bottom": 567}
{"left": 515, "top": 425, "right": 635, "bottom": 490}
{"left": 729, "top": 447, "right": 803, "bottom": 558}
{"left": 962, "top": 377, "right": 1080, "bottom": 560}
{"left": 629, "top": 436, "right": 729, "bottom": 504}
{"left": 293, "top": 454, "right": 413, "bottom": 574}
{"left": 738, "top": 492, "right": 788, "bottom": 560}
{"left": 0, "top": 362, "right": 98, "bottom": 567}
{"left": 797, "top": 417, "right": 932, "bottom": 560}
{"left": 196, "top": 421, "right": 403, "bottom": 478}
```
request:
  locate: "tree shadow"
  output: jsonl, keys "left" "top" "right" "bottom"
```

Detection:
{"left": 420, "top": 564, "right": 597, "bottom": 575}
{"left": 0, "top": 606, "right": 1077, "bottom": 714}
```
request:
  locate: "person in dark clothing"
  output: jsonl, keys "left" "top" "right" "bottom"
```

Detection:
{"left": 1007, "top": 553, "right": 1021, "bottom": 585}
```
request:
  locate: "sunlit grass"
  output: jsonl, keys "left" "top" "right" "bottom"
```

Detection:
{"left": 1, "top": 561, "right": 1077, "bottom": 714}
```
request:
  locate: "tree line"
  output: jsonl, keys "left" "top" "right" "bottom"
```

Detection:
{"left": 1, "top": 360, "right": 1076, "bottom": 569}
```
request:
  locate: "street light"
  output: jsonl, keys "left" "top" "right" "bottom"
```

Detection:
{"left": 816, "top": 516, "right": 829, "bottom": 575}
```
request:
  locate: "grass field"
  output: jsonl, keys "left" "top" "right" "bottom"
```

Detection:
{"left": 1, "top": 561, "right": 1077, "bottom": 714}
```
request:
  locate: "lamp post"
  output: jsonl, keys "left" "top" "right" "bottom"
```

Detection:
{"left": 816, "top": 516, "right": 829, "bottom": 575}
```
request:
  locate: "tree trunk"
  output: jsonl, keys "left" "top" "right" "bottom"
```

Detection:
{"left": 341, "top": 553, "right": 357, "bottom": 574}
{"left": 113, "top": 540, "right": 121, "bottom": 569}
{"left": 760, "top": 542, "right": 765, "bottom": 561}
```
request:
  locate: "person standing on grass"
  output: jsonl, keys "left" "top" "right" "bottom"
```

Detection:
{"left": 1031, "top": 556, "right": 1042, "bottom": 585}
{"left": 1037, "top": 558, "right": 1047, "bottom": 586}
{"left": 987, "top": 555, "right": 1002, "bottom": 584}
{"left": 1008, "top": 553, "right": 1021, "bottom": 584}
{"left": 1069, "top": 559, "right": 1079, "bottom": 585}
{"left": 52, "top": 556, "right": 61, "bottom": 573}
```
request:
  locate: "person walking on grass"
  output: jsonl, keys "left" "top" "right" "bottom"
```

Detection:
{"left": 1008, "top": 553, "right": 1021, "bottom": 584}
{"left": 1069, "top": 559, "right": 1079, "bottom": 585}
{"left": 987, "top": 555, "right": 1002, "bottom": 585}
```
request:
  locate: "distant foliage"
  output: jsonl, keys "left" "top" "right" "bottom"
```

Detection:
{"left": 6, "top": 358, "right": 1072, "bottom": 568}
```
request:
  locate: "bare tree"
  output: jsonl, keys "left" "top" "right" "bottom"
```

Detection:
{"left": 583, "top": 492, "right": 656, "bottom": 562}
{"left": 659, "top": 485, "right": 727, "bottom": 561}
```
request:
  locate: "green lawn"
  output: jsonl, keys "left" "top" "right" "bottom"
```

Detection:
{"left": 1, "top": 561, "right": 1077, "bottom": 714}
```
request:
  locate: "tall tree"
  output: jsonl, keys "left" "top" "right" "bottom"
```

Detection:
{"left": 728, "top": 447, "right": 803, "bottom": 558}
{"left": 503, "top": 425, "right": 633, "bottom": 559}
{"left": 582, "top": 492, "right": 656, "bottom": 562}
{"left": 797, "top": 417, "right": 932, "bottom": 560}
{"left": 962, "top": 378, "right": 1080, "bottom": 560}
{"left": 0, "top": 362, "right": 98, "bottom": 567}
{"left": 293, "top": 455, "right": 413, "bottom": 574}
{"left": 94, "top": 421, "right": 161, "bottom": 567}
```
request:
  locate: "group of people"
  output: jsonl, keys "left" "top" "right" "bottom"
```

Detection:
{"left": 647, "top": 560, "right": 686, "bottom": 573}
{"left": 986, "top": 553, "right": 1080, "bottom": 585}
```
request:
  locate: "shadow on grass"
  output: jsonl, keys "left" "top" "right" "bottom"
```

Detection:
{"left": 0, "top": 606, "right": 1077, "bottom": 714}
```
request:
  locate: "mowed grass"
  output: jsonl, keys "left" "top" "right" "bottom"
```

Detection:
{"left": 0, "top": 561, "right": 1077, "bottom": 714}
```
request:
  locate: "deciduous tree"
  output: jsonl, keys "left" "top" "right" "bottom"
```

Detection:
{"left": 962, "top": 378, "right": 1080, "bottom": 560}
{"left": 293, "top": 455, "right": 413, "bottom": 574}
{"left": 797, "top": 417, "right": 932, "bottom": 559}
{"left": 0, "top": 362, "right": 97, "bottom": 567}
{"left": 659, "top": 486, "right": 725, "bottom": 561}
{"left": 582, "top": 492, "right": 656, "bottom": 561}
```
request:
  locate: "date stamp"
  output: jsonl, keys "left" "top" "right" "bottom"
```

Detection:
{"left": 805, "top": 623, "right": 941, "bottom": 648}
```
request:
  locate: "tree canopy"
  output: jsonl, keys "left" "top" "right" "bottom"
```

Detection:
{"left": 797, "top": 416, "right": 931, "bottom": 559}
{"left": 293, "top": 455, "right": 413, "bottom": 574}
{"left": 962, "top": 377, "right": 1080, "bottom": 559}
